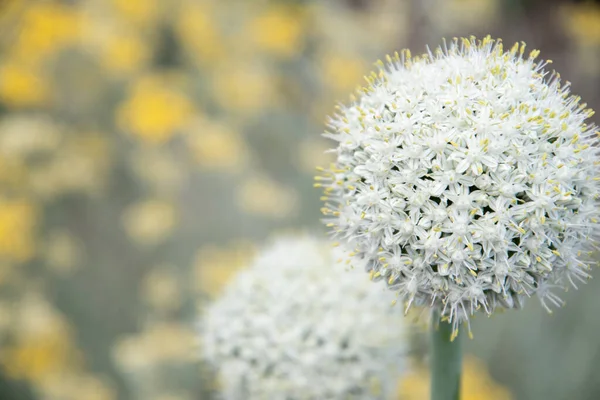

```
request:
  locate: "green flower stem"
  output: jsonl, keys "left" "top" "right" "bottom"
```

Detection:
{"left": 430, "top": 312, "right": 463, "bottom": 400}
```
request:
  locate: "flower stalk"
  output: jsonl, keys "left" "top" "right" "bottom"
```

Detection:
{"left": 431, "top": 312, "right": 463, "bottom": 400}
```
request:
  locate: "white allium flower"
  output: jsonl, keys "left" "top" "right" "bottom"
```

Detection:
{"left": 200, "top": 235, "right": 406, "bottom": 400}
{"left": 317, "top": 36, "right": 600, "bottom": 336}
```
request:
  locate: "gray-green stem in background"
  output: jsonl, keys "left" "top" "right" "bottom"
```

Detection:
{"left": 430, "top": 312, "right": 463, "bottom": 400}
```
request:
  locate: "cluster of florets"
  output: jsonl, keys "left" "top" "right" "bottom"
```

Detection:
{"left": 200, "top": 236, "right": 407, "bottom": 399}
{"left": 317, "top": 36, "right": 600, "bottom": 335}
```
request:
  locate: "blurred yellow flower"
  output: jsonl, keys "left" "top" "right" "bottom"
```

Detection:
{"left": 2, "top": 334, "right": 80, "bottom": 385}
{"left": 117, "top": 75, "right": 194, "bottom": 144}
{"left": 112, "top": 322, "right": 196, "bottom": 371}
{"left": 397, "top": 357, "right": 513, "bottom": 400}
{"left": 0, "top": 198, "right": 38, "bottom": 262}
{"left": 10, "top": 3, "right": 83, "bottom": 64}
{"left": 43, "top": 230, "right": 83, "bottom": 275}
{"left": 175, "top": 2, "right": 225, "bottom": 65}
{"left": 237, "top": 175, "right": 298, "bottom": 218}
{"left": 141, "top": 267, "right": 183, "bottom": 313}
{"left": 1, "top": 294, "right": 115, "bottom": 399}
{"left": 1, "top": 295, "right": 83, "bottom": 383}
{"left": 186, "top": 119, "right": 249, "bottom": 172}
{"left": 0, "top": 0, "right": 26, "bottom": 26}
{"left": 0, "top": 63, "right": 50, "bottom": 108}
{"left": 193, "top": 240, "right": 255, "bottom": 296}
{"left": 0, "top": 115, "right": 61, "bottom": 157}
{"left": 319, "top": 53, "right": 367, "bottom": 94}
{"left": 101, "top": 33, "right": 151, "bottom": 76}
{"left": 0, "top": 115, "right": 62, "bottom": 192}
{"left": 122, "top": 199, "right": 177, "bottom": 245}
{"left": 247, "top": 6, "right": 306, "bottom": 58}
{"left": 28, "top": 133, "right": 112, "bottom": 198}
{"left": 37, "top": 373, "right": 116, "bottom": 400}
{"left": 310, "top": 52, "right": 369, "bottom": 123}
{"left": 13, "top": 293, "right": 69, "bottom": 339}
{"left": 212, "top": 66, "right": 275, "bottom": 115}
{"left": 111, "top": 0, "right": 160, "bottom": 26}
{"left": 562, "top": 4, "right": 600, "bottom": 46}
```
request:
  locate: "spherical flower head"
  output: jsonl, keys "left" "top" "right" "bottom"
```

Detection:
{"left": 200, "top": 235, "right": 406, "bottom": 399}
{"left": 317, "top": 36, "right": 600, "bottom": 335}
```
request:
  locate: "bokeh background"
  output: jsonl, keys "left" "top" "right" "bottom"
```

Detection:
{"left": 0, "top": 0, "right": 598, "bottom": 399}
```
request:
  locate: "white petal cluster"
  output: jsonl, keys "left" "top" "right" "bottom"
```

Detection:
{"left": 200, "top": 236, "right": 406, "bottom": 400}
{"left": 318, "top": 36, "right": 600, "bottom": 335}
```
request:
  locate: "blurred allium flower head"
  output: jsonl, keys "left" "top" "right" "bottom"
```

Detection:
{"left": 317, "top": 36, "right": 600, "bottom": 336}
{"left": 200, "top": 235, "right": 406, "bottom": 400}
